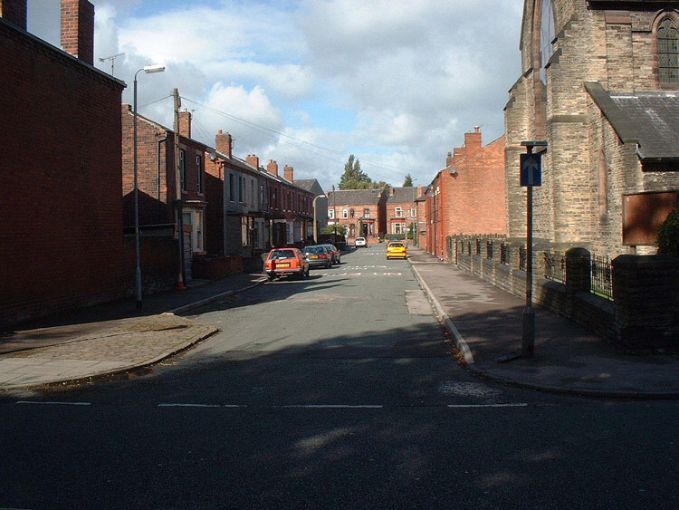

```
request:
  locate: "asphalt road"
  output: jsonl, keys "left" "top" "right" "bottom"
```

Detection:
{"left": 1, "top": 245, "right": 678, "bottom": 509}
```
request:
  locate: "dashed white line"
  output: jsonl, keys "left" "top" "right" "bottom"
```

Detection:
{"left": 157, "top": 403, "right": 245, "bottom": 408}
{"left": 16, "top": 401, "right": 92, "bottom": 406}
{"left": 447, "top": 403, "right": 529, "bottom": 408}
{"left": 279, "top": 404, "right": 384, "bottom": 409}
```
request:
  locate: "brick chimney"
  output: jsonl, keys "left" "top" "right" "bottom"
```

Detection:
{"left": 283, "top": 164, "right": 294, "bottom": 182}
{"left": 60, "top": 0, "right": 94, "bottom": 65}
{"left": 178, "top": 111, "right": 192, "bottom": 138}
{"left": 446, "top": 151, "right": 454, "bottom": 167}
{"left": 215, "top": 130, "right": 232, "bottom": 159}
{"left": 266, "top": 160, "right": 279, "bottom": 177}
{"left": 247, "top": 154, "right": 260, "bottom": 170}
{"left": 0, "top": 0, "right": 28, "bottom": 30}
{"left": 464, "top": 126, "right": 482, "bottom": 148}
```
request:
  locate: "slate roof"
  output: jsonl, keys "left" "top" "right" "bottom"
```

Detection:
{"left": 585, "top": 82, "right": 679, "bottom": 162}
{"left": 294, "top": 179, "right": 324, "bottom": 195}
{"left": 387, "top": 187, "right": 417, "bottom": 203}
{"left": 326, "top": 189, "right": 386, "bottom": 205}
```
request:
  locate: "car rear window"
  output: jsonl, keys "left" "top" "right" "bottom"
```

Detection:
{"left": 269, "top": 250, "right": 296, "bottom": 259}
{"left": 389, "top": 243, "right": 404, "bottom": 248}
{"left": 305, "top": 246, "right": 325, "bottom": 253}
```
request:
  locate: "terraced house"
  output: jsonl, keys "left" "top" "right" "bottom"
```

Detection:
{"left": 505, "top": 0, "right": 679, "bottom": 259}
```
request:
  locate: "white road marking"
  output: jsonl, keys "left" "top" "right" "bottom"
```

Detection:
{"left": 447, "top": 403, "right": 529, "bottom": 408}
{"left": 278, "top": 404, "right": 384, "bottom": 409}
{"left": 157, "top": 403, "right": 245, "bottom": 408}
{"left": 16, "top": 401, "right": 92, "bottom": 406}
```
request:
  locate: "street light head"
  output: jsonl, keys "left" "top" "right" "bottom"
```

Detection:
{"left": 143, "top": 64, "right": 166, "bottom": 74}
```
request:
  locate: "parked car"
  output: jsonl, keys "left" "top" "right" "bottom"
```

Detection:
{"left": 355, "top": 237, "right": 367, "bottom": 247}
{"left": 264, "top": 248, "right": 309, "bottom": 280}
{"left": 303, "top": 245, "right": 333, "bottom": 269}
{"left": 320, "top": 244, "right": 341, "bottom": 265}
{"left": 386, "top": 241, "right": 407, "bottom": 260}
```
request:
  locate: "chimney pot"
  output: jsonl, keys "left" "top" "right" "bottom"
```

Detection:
{"left": 284, "top": 164, "right": 294, "bottom": 182}
{"left": 215, "top": 131, "right": 232, "bottom": 159}
{"left": 266, "top": 160, "right": 279, "bottom": 177}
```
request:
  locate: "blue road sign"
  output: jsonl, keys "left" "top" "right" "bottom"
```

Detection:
{"left": 520, "top": 153, "right": 542, "bottom": 187}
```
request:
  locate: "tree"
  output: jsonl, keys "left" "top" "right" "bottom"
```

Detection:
{"left": 657, "top": 207, "right": 679, "bottom": 257}
{"left": 339, "top": 155, "right": 372, "bottom": 189}
{"left": 403, "top": 174, "right": 413, "bottom": 187}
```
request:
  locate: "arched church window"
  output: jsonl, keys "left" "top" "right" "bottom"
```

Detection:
{"left": 658, "top": 17, "right": 679, "bottom": 86}
{"left": 540, "top": 0, "right": 556, "bottom": 83}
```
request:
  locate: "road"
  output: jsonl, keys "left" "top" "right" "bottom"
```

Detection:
{"left": 1, "top": 245, "right": 678, "bottom": 509}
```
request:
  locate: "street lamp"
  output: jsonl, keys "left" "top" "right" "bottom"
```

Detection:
{"left": 133, "top": 64, "right": 166, "bottom": 310}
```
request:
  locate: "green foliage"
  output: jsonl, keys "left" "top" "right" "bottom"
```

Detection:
{"left": 403, "top": 174, "right": 413, "bottom": 187}
{"left": 322, "top": 224, "right": 347, "bottom": 236}
{"left": 657, "top": 207, "right": 679, "bottom": 256}
{"left": 338, "top": 155, "right": 391, "bottom": 190}
{"left": 339, "top": 155, "right": 372, "bottom": 189}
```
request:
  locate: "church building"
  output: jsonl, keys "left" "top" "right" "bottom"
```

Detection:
{"left": 505, "top": 0, "right": 679, "bottom": 258}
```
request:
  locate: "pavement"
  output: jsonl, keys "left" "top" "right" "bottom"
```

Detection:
{"left": 1, "top": 249, "right": 678, "bottom": 398}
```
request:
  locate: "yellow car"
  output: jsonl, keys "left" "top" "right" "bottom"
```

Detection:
{"left": 386, "top": 241, "right": 408, "bottom": 260}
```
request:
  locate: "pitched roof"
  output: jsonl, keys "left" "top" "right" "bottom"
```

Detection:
{"left": 294, "top": 179, "right": 324, "bottom": 195}
{"left": 387, "top": 187, "right": 417, "bottom": 203}
{"left": 326, "top": 188, "right": 386, "bottom": 205}
{"left": 586, "top": 82, "right": 679, "bottom": 162}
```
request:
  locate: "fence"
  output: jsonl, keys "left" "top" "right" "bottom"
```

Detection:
{"left": 591, "top": 254, "right": 613, "bottom": 300}
{"left": 544, "top": 251, "right": 566, "bottom": 283}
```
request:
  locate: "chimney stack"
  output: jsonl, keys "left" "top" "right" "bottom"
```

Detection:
{"left": 464, "top": 126, "right": 482, "bottom": 148}
{"left": 247, "top": 154, "right": 260, "bottom": 170}
{"left": 283, "top": 164, "right": 294, "bottom": 182}
{"left": 178, "top": 111, "right": 192, "bottom": 138}
{"left": 266, "top": 160, "right": 279, "bottom": 177}
{"left": 215, "top": 130, "right": 232, "bottom": 159}
{"left": 60, "top": 0, "right": 94, "bottom": 65}
{"left": 0, "top": 0, "right": 27, "bottom": 30}
{"left": 446, "top": 151, "right": 454, "bottom": 167}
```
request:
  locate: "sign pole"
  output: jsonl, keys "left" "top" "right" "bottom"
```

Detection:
{"left": 522, "top": 144, "right": 535, "bottom": 358}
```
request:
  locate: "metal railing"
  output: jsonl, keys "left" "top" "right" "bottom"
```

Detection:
{"left": 591, "top": 254, "right": 613, "bottom": 300}
{"left": 544, "top": 252, "right": 566, "bottom": 283}
{"left": 500, "top": 243, "right": 509, "bottom": 265}
{"left": 519, "top": 247, "right": 527, "bottom": 272}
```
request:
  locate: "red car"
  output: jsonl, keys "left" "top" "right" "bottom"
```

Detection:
{"left": 264, "top": 248, "right": 310, "bottom": 281}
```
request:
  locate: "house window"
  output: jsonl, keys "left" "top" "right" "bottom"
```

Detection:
{"left": 395, "top": 207, "right": 403, "bottom": 218}
{"left": 364, "top": 208, "right": 370, "bottom": 218}
{"left": 229, "top": 173, "right": 235, "bottom": 201}
{"left": 342, "top": 209, "right": 348, "bottom": 219}
{"left": 328, "top": 208, "right": 335, "bottom": 219}
{"left": 183, "top": 209, "right": 204, "bottom": 253}
{"left": 196, "top": 155, "right": 203, "bottom": 193}
{"left": 238, "top": 176, "right": 244, "bottom": 202}
{"left": 241, "top": 217, "right": 250, "bottom": 246}
{"left": 350, "top": 208, "right": 355, "bottom": 218}
{"left": 393, "top": 223, "right": 404, "bottom": 235}
{"left": 179, "top": 149, "right": 186, "bottom": 191}
{"left": 540, "top": 0, "right": 556, "bottom": 84}
{"left": 410, "top": 208, "right": 416, "bottom": 217}
{"left": 658, "top": 17, "right": 679, "bottom": 85}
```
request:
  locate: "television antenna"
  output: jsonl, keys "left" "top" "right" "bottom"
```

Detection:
{"left": 98, "top": 52, "right": 125, "bottom": 77}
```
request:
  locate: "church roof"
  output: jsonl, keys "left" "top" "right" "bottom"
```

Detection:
{"left": 585, "top": 82, "right": 679, "bottom": 162}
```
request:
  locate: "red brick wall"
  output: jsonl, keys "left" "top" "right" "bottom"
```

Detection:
{"left": 426, "top": 131, "right": 506, "bottom": 259}
{"left": 1, "top": 23, "right": 125, "bottom": 327}
{"left": 204, "top": 158, "right": 224, "bottom": 255}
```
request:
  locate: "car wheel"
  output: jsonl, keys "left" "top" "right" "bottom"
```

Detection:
{"left": 267, "top": 274, "right": 275, "bottom": 281}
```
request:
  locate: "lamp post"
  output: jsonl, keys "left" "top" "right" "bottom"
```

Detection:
{"left": 332, "top": 185, "right": 337, "bottom": 240}
{"left": 133, "top": 64, "right": 165, "bottom": 310}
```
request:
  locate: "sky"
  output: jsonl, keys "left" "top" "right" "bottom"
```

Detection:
{"left": 27, "top": 0, "right": 523, "bottom": 192}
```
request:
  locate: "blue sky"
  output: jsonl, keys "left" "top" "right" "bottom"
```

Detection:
{"left": 27, "top": 0, "right": 523, "bottom": 191}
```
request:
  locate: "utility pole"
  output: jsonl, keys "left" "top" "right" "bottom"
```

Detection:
{"left": 173, "top": 88, "right": 186, "bottom": 290}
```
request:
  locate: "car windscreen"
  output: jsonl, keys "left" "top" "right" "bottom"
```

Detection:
{"left": 269, "top": 250, "right": 295, "bottom": 259}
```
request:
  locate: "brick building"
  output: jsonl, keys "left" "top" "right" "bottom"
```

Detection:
{"left": 424, "top": 128, "right": 506, "bottom": 260}
{"left": 386, "top": 187, "right": 419, "bottom": 238}
{"left": 505, "top": 0, "right": 679, "bottom": 259}
{"left": 121, "top": 108, "right": 208, "bottom": 283}
{"left": 326, "top": 189, "right": 387, "bottom": 244}
{"left": 0, "top": 0, "right": 126, "bottom": 327}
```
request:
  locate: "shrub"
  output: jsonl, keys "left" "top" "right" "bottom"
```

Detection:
{"left": 657, "top": 207, "right": 679, "bottom": 256}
